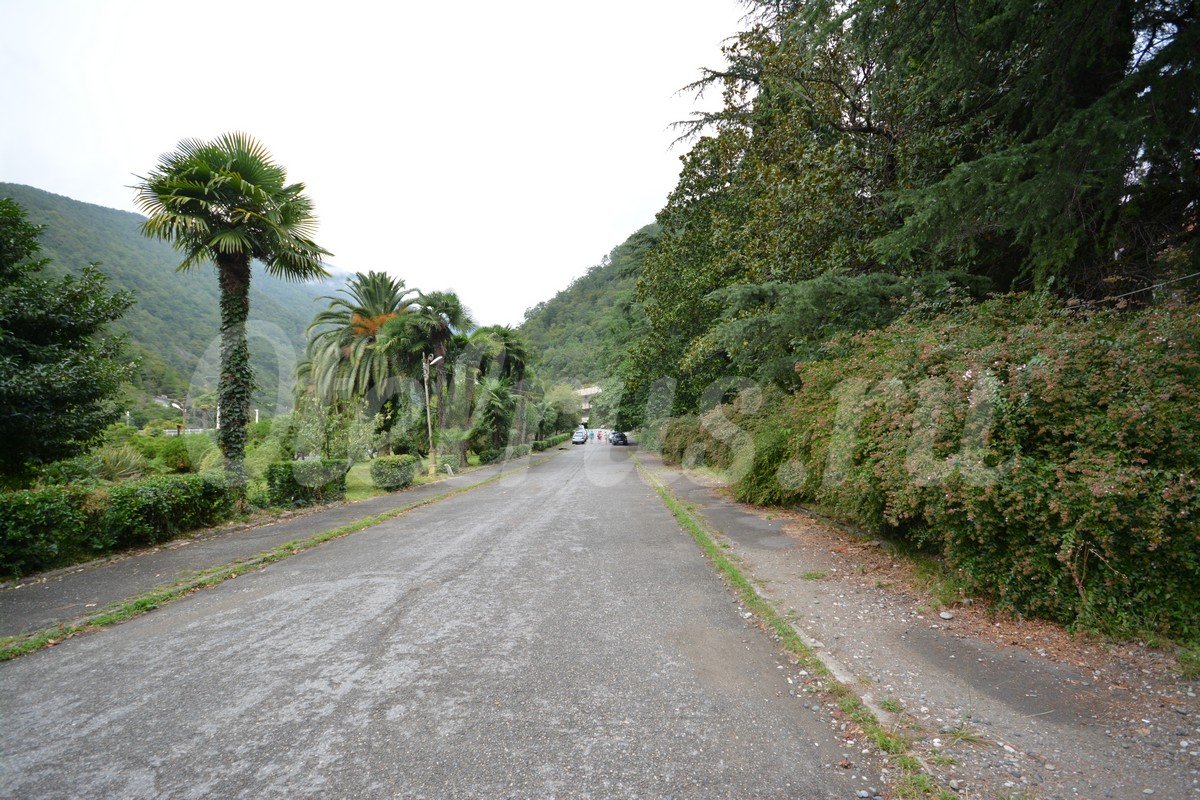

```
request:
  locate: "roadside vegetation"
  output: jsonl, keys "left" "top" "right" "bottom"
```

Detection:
{"left": 555, "top": 1, "right": 1198, "bottom": 653}
{"left": 1, "top": 138, "right": 580, "bottom": 579}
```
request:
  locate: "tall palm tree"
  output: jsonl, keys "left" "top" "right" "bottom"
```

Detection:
{"left": 302, "top": 271, "right": 417, "bottom": 403}
{"left": 476, "top": 377, "right": 516, "bottom": 449}
{"left": 135, "top": 133, "right": 328, "bottom": 483}
{"left": 476, "top": 324, "right": 529, "bottom": 384}
{"left": 408, "top": 290, "right": 473, "bottom": 425}
{"left": 456, "top": 328, "right": 502, "bottom": 426}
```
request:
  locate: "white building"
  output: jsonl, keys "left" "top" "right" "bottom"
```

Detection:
{"left": 575, "top": 385, "right": 601, "bottom": 425}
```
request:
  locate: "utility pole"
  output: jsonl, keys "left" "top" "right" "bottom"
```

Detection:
{"left": 422, "top": 353, "right": 443, "bottom": 477}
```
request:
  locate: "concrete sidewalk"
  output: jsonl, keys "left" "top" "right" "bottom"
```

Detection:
{"left": 0, "top": 452, "right": 555, "bottom": 638}
{"left": 638, "top": 452, "right": 1200, "bottom": 800}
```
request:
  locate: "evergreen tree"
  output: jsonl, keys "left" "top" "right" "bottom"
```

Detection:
{"left": 0, "top": 198, "right": 134, "bottom": 485}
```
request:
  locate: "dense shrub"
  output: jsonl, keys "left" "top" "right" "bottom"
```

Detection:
{"left": 665, "top": 295, "right": 1200, "bottom": 641}
{"left": 266, "top": 460, "right": 347, "bottom": 506}
{"left": 155, "top": 437, "right": 193, "bottom": 472}
{"left": 476, "top": 448, "right": 503, "bottom": 465}
{"left": 370, "top": 455, "right": 419, "bottom": 490}
{"left": 1, "top": 473, "right": 235, "bottom": 575}
{"left": 0, "top": 486, "right": 98, "bottom": 575}
{"left": 102, "top": 473, "right": 235, "bottom": 547}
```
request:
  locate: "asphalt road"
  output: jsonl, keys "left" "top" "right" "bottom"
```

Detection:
{"left": 1, "top": 444, "right": 883, "bottom": 799}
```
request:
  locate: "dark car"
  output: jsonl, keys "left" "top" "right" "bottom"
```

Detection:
{"left": 571, "top": 430, "right": 587, "bottom": 445}
{"left": 609, "top": 431, "right": 628, "bottom": 446}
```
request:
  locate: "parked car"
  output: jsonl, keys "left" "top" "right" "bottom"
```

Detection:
{"left": 610, "top": 431, "right": 628, "bottom": 446}
{"left": 571, "top": 430, "right": 587, "bottom": 444}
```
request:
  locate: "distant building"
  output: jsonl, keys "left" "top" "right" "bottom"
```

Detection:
{"left": 575, "top": 385, "right": 601, "bottom": 425}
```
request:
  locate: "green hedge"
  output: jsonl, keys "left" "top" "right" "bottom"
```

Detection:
{"left": 102, "top": 473, "right": 233, "bottom": 547}
{"left": 0, "top": 472, "right": 235, "bottom": 577}
{"left": 477, "top": 443, "right": 534, "bottom": 464}
{"left": 663, "top": 295, "right": 1200, "bottom": 642}
{"left": 0, "top": 486, "right": 97, "bottom": 575}
{"left": 265, "top": 460, "right": 347, "bottom": 507}
{"left": 371, "top": 455, "right": 419, "bottom": 490}
{"left": 532, "top": 433, "right": 571, "bottom": 451}
{"left": 477, "top": 448, "right": 503, "bottom": 465}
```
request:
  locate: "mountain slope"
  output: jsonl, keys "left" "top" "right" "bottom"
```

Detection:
{"left": 1, "top": 183, "right": 338, "bottom": 412}
{"left": 520, "top": 224, "right": 659, "bottom": 387}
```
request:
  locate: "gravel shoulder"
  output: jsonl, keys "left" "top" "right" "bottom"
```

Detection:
{"left": 640, "top": 453, "right": 1200, "bottom": 800}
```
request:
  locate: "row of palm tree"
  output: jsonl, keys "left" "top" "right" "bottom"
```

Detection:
{"left": 296, "top": 270, "right": 538, "bottom": 454}
{"left": 134, "top": 132, "right": 566, "bottom": 486}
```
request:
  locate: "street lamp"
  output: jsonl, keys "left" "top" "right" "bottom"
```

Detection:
{"left": 422, "top": 353, "right": 443, "bottom": 477}
{"left": 170, "top": 401, "right": 186, "bottom": 435}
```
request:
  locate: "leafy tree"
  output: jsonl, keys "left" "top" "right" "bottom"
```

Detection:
{"left": 616, "top": 0, "right": 1197, "bottom": 428}
{"left": 0, "top": 198, "right": 135, "bottom": 485}
{"left": 135, "top": 133, "right": 330, "bottom": 484}
{"left": 857, "top": 0, "right": 1199, "bottom": 293}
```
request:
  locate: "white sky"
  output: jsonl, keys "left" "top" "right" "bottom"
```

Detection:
{"left": 0, "top": 0, "right": 744, "bottom": 326}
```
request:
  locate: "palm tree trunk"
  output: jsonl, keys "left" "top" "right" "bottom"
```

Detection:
{"left": 464, "top": 364, "right": 479, "bottom": 425}
{"left": 445, "top": 361, "right": 457, "bottom": 425}
{"left": 217, "top": 255, "right": 252, "bottom": 490}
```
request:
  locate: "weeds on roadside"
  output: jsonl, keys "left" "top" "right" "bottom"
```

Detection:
{"left": 943, "top": 720, "right": 983, "bottom": 746}
{"left": 1179, "top": 644, "right": 1200, "bottom": 680}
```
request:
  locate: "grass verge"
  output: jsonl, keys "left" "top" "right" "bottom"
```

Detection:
{"left": 0, "top": 453, "right": 553, "bottom": 662}
{"left": 634, "top": 457, "right": 953, "bottom": 800}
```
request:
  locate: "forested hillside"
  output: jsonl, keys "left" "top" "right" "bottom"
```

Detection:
{"left": 520, "top": 224, "right": 658, "bottom": 387}
{"left": 1, "top": 183, "right": 337, "bottom": 411}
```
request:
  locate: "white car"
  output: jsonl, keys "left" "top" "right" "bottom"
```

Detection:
{"left": 571, "top": 430, "right": 587, "bottom": 444}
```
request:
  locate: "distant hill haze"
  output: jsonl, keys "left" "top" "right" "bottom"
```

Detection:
{"left": 1, "top": 183, "right": 340, "bottom": 414}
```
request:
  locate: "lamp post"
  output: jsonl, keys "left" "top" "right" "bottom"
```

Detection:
{"left": 170, "top": 401, "right": 186, "bottom": 435}
{"left": 422, "top": 353, "right": 443, "bottom": 477}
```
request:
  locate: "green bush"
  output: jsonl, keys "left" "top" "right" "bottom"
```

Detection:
{"left": 667, "top": 295, "right": 1200, "bottom": 642}
{"left": 0, "top": 486, "right": 98, "bottom": 575}
{"left": 533, "top": 433, "right": 571, "bottom": 450}
{"left": 476, "top": 448, "right": 503, "bottom": 465}
{"left": 0, "top": 473, "right": 235, "bottom": 575}
{"left": 370, "top": 455, "right": 419, "bottom": 490}
{"left": 37, "top": 455, "right": 103, "bottom": 487}
{"left": 102, "top": 472, "right": 235, "bottom": 547}
{"left": 154, "top": 436, "right": 192, "bottom": 472}
{"left": 266, "top": 460, "right": 347, "bottom": 507}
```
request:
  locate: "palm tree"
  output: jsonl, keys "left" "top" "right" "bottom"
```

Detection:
{"left": 135, "top": 133, "right": 328, "bottom": 483}
{"left": 408, "top": 291, "right": 473, "bottom": 426}
{"left": 302, "top": 271, "right": 417, "bottom": 403}
{"left": 456, "top": 328, "right": 502, "bottom": 427}
{"left": 476, "top": 377, "right": 516, "bottom": 449}
{"left": 476, "top": 325, "right": 529, "bottom": 384}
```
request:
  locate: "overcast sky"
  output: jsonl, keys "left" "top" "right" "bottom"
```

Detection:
{"left": 0, "top": 1, "right": 744, "bottom": 326}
